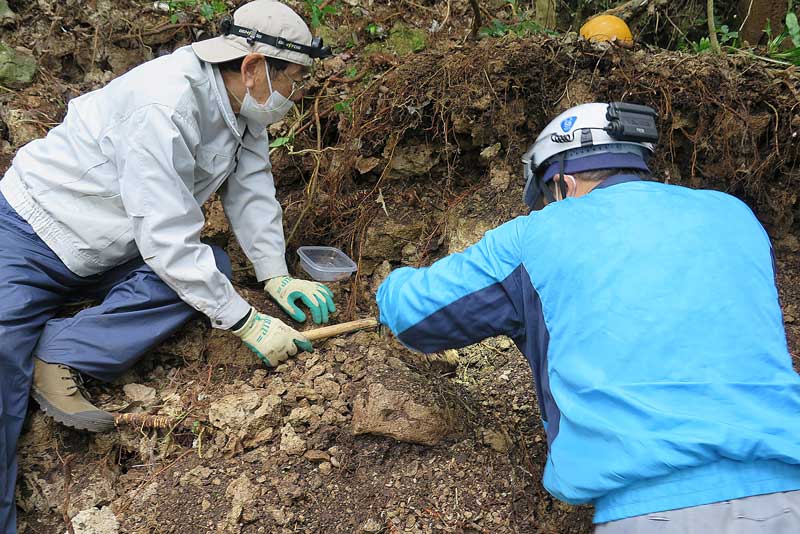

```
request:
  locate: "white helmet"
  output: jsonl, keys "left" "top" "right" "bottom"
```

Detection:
{"left": 522, "top": 102, "right": 658, "bottom": 208}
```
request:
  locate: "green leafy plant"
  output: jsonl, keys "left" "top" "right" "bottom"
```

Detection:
{"left": 269, "top": 135, "right": 294, "bottom": 149}
{"left": 334, "top": 98, "right": 354, "bottom": 120}
{"left": 688, "top": 24, "right": 738, "bottom": 53}
{"left": 305, "top": 0, "right": 338, "bottom": 29}
{"left": 479, "top": 2, "right": 557, "bottom": 39}
{"left": 788, "top": 12, "right": 800, "bottom": 46}
{"left": 165, "top": 0, "right": 226, "bottom": 23}
{"left": 764, "top": 12, "right": 800, "bottom": 65}
{"left": 366, "top": 22, "right": 386, "bottom": 40}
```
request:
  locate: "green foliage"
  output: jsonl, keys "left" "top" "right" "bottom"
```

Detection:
{"left": 363, "top": 23, "right": 427, "bottom": 55}
{"left": 684, "top": 11, "right": 800, "bottom": 66}
{"left": 479, "top": 1, "right": 557, "bottom": 38}
{"left": 305, "top": 0, "right": 338, "bottom": 30}
{"left": 164, "top": 0, "right": 226, "bottom": 23}
{"left": 366, "top": 22, "right": 386, "bottom": 40}
{"left": 788, "top": 12, "right": 800, "bottom": 47}
{"left": 687, "top": 24, "right": 738, "bottom": 53}
{"left": 269, "top": 135, "right": 294, "bottom": 149}
{"left": 334, "top": 98, "right": 354, "bottom": 120}
{"left": 763, "top": 12, "right": 800, "bottom": 65}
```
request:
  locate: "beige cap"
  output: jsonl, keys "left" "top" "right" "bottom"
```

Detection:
{"left": 192, "top": 0, "right": 314, "bottom": 67}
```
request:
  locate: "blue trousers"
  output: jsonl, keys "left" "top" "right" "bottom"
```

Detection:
{"left": 0, "top": 192, "right": 232, "bottom": 533}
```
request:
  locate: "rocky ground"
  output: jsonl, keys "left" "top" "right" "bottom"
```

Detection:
{"left": 2, "top": 0, "right": 799, "bottom": 533}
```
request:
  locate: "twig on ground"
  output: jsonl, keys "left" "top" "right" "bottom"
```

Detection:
{"left": 468, "top": 0, "right": 482, "bottom": 40}
{"left": 61, "top": 454, "right": 76, "bottom": 534}
{"left": 115, "top": 22, "right": 203, "bottom": 42}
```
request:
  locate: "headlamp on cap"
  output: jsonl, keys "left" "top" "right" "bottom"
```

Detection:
{"left": 220, "top": 17, "right": 332, "bottom": 60}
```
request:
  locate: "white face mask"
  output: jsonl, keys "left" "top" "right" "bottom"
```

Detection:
{"left": 239, "top": 59, "right": 294, "bottom": 129}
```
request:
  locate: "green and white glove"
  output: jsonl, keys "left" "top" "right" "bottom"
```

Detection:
{"left": 231, "top": 307, "right": 313, "bottom": 367}
{"left": 265, "top": 275, "right": 336, "bottom": 325}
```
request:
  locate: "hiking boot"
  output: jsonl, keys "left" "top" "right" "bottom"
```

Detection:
{"left": 31, "top": 358, "right": 115, "bottom": 432}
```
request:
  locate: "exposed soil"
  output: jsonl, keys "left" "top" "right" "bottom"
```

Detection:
{"left": 1, "top": 1, "right": 799, "bottom": 533}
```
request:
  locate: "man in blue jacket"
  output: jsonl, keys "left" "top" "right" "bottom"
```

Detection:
{"left": 377, "top": 102, "right": 800, "bottom": 532}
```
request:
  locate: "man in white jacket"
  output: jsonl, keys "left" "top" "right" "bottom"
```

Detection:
{"left": 0, "top": 2, "right": 334, "bottom": 530}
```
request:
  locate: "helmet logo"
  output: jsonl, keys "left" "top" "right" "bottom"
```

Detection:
{"left": 560, "top": 116, "right": 577, "bottom": 132}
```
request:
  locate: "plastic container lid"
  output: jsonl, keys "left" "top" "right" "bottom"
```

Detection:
{"left": 297, "top": 246, "right": 358, "bottom": 282}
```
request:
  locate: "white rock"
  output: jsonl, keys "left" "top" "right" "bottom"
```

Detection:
{"left": 122, "top": 383, "right": 157, "bottom": 405}
{"left": 362, "top": 518, "right": 382, "bottom": 532}
{"left": 279, "top": 423, "right": 307, "bottom": 456}
{"left": 69, "top": 506, "right": 119, "bottom": 534}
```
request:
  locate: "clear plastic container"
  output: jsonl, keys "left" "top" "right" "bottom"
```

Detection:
{"left": 297, "top": 246, "right": 358, "bottom": 282}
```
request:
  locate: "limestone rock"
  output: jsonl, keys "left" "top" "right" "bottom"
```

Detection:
{"left": 3, "top": 108, "right": 40, "bottom": 147}
{"left": 352, "top": 382, "right": 454, "bottom": 446}
{"left": 318, "top": 461, "right": 332, "bottom": 475}
{"left": 482, "top": 429, "right": 511, "bottom": 453}
{"left": 225, "top": 474, "right": 257, "bottom": 529}
{"left": 447, "top": 208, "right": 495, "bottom": 254}
{"left": 362, "top": 212, "right": 429, "bottom": 274}
{"left": 386, "top": 141, "right": 440, "bottom": 179}
{"left": 488, "top": 163, "right": 513, "bottom": 193}
{"left": 303, "top": 450, "right": 330, "bottom": 463}
{"left": 70, "top": 506, "right": 119, "bottom": 534}
{"left": 355, "top": 156, "right": 381, "bottom": 174}
{"left": 279, "top": 423, "right": 307, "bottom": 456}
{"left": 287, "top": 406, "right": 316, "bottom": 425}
{"left": 480, "top": 142, "right": 502, "bottom": 162}
{"left": 313, "top": 376, "right": 341, "bottom": 400}
{"left": 362, "top": 518, "right": 383, "bottom": 533}
{"left": 208, "top": 391, "right": 282, "bottom": 443}
{"left": 0, "top": 44, "right": 36, "bottom": 88}
{"left": 122, "top": 383, "right": 157, "bottom": 406}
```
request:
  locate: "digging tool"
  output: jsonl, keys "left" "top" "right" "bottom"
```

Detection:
{"left": 301, "top": 317, "right": 379, "bottom": 341}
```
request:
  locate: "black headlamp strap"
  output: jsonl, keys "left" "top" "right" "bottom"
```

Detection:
{"left": 220, "top": 18, "right": 331, "bottom": 59}
{"left": 557, "top": 153, "right": 569, "bottom": 200}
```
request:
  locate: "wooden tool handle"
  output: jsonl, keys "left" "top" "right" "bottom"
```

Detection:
{"left": 302, "top": 317, "right": 379, "bottom": 341}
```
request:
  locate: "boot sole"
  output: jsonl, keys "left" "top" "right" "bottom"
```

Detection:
{"left": 31, "top": 391, "right": 116, "bottom": 433}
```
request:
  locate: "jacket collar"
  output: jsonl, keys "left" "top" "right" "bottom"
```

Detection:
{"left": 205, "top": 60, "right": 245, "bottom": 139}
{"left": 594, "top": 174, "right": 642, "bottom": 191}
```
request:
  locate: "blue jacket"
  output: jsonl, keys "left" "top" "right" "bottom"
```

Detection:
{"left": 376, "top": 175, "right": 800, "bottom": 523}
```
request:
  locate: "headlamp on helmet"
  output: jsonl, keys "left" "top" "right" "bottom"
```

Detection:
{"left": 521, "top": 102, "right": 658, "bottom": 209}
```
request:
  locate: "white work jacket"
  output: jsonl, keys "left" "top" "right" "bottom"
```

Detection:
{"left": 0, "top": 46, "right": 288, "bottom": 329}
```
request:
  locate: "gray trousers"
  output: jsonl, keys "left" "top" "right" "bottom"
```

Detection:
{"left": 595, "top": 491, "right": 800, "bottom": 533}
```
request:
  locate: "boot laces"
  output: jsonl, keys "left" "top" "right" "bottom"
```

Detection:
{"left": 59, "top": 365, "right": 91, "bottom": 399}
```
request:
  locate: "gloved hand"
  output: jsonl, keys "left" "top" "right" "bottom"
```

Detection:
{"left": 231, "top": 308, "right": 313, "bottom": 367}
{"left": 265, "top": 275, "right": 336, "bottom": 325}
